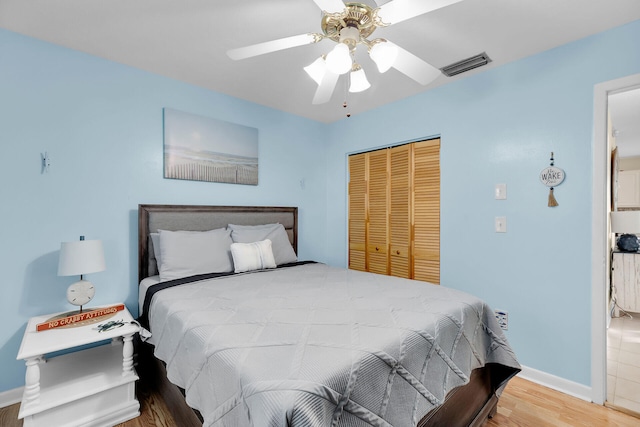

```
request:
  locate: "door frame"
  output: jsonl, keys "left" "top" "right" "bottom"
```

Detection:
{"left": 591, "top": 72, "right": 640, "bottom": 405}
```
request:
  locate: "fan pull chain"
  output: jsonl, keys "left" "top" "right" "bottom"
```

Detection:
{"left": 548, "top": 152, "right": 559, "bottom": 207}
{"left": 344, "top": 73, "right": 351, "bottom": 118}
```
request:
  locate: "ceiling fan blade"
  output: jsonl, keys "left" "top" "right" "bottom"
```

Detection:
{"left": 312, "top": 71, "right": 339, "bottom": 104}
{"left": 227, "top": 34, "right": 318, "bottom": 60}
{"left": 389, "top": 42, "right": 441, "bottom": 85}
{"left": 377, "top": 0, "right": 463, "bottom": 25}
{"left": 311, "top": 0, "right": 346, "bottom": 13}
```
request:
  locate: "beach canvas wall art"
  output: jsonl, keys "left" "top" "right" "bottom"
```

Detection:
{"left": 163, "top": 108, "right": 259, "bottom": 185}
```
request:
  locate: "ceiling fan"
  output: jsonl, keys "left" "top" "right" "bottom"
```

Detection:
{"left": 227, "top": 0, "right": 462, "bottom": 105}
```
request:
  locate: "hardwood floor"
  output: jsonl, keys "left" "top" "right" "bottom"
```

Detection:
{"left": 1, "top": 376, "right": 638, "bottom": 426}
{"left": 486, "top": 377, "right": 640, "bottom": 427}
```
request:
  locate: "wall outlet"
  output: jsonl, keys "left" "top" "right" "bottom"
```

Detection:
{"left": 495, "top": 309, "right": 508, "bottom": 330}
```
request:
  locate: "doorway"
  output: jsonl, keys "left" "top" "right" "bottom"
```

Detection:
{"left": 592, "top": 73, "right": 640, "bottom": 407}
{"left": 606, "top": 87, "right": 640, "bottom": 413}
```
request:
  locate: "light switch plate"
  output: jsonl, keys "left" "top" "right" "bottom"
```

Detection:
{"left": 495, "top": 216, "right": 507, "bottom": 233}
{"left": 495, "top": 184, "right": 507, "bottom": 200}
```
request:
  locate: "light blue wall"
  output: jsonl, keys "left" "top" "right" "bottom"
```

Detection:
{"left": 323, "top": 20, "right": 640, "bottom": 386}
{"left": 2, "top": 19, "right": 640, "bottom": 396}
{"left": 0, "top": 29, "right": 327, "bottom": 392}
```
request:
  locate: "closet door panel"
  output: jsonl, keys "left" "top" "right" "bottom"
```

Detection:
{"left": 389, "top": 144, "right": 411, "bottom": 278}
{"left": 412, "top": 139, "right": 440, "bottom": 284}
{"left": 348, "top": 153, "right": 367, "bottom": 271}
{"left": 367, "top": 150, "right": 389, "bottom": 275}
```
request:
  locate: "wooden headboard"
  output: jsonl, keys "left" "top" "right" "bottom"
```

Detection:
{"left": 138, "top": 204, "right": 298, "bottom": 283}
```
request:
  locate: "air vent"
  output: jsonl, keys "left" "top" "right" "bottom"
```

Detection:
{"left": 440, "top": 52, "right": 492, "bottom": 77}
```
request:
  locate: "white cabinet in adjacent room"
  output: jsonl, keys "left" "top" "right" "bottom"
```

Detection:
{"left": 618, "top": 170, "right": 640, "bottom": 208}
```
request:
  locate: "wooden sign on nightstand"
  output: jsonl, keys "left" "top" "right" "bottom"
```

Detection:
{"left": 36, "top": 303, "right": 125, "bottom": 331}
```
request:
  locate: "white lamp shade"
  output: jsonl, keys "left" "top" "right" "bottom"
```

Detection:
{"left": 325, "top": 43, "right": 352, "bottom": 75}
{"left": 370, "top": 41, "right": 398, "bottom": 73}
{"left": 349, "top": 67, "right": 371, "bottom": 93}
{"left": 610, "top": 211, "right": 640, "bottom": 234}
{"left": 304, "top": 56, "right": 327, "bottom": 85}
{"left": 58, "top": 239, "right": 106, "bottom": 276}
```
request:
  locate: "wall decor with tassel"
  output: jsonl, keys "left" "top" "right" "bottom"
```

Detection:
{"left": 540, "top": 152, "right": 565, "bottom": 207}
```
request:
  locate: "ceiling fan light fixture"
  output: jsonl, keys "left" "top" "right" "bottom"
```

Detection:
{"left": 228, "top": 0, "right": 451, "bottom": 105}
{"left": 326, "top": 43, "right": 352, "bottom": 75}
{"left": 349, "top": 65, "right": 370, "bottom": 93}
{"left": 304, "top": 56, "right": 327, "bottom": 85}
{"left": 338, "top": 26, "right": 360, "bottom": 45}
{"left": 369, "top": 40, "right": 398, "bottom": 73}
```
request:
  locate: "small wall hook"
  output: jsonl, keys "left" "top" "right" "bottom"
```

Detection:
{"left": 41, "top": 152, "right": 51, "bottom": 174}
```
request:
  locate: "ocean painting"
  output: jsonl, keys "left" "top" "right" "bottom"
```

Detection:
{"left": 163, "top": 108, "right": 259, "bottom": 185}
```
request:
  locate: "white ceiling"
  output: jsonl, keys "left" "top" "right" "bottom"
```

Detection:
{"left": 1, "top": 0, "right": 639, "bottom": 123}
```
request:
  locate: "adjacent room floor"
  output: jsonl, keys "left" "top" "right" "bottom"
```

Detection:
{"left": 608, "top": 311, "right": 640, "bottom": 415}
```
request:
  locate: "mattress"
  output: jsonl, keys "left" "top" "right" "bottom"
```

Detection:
{"left": 142, "top": 262, "right": 520, "bottom": 427}
{"left": 139, "top": 274, "right": 160, "bottom": 315}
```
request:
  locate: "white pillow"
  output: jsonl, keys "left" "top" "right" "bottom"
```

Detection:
{"left": 150, "top": 232, "right": 162, "bottom": 270}
{"left": 159, "top": 228, "right": 233, "bottom": 282}
{"left": 228, "top": 223, "right": 297, "bottom": 265}
{"left": 230, "top": 240, "right": 277, "bottom": 273}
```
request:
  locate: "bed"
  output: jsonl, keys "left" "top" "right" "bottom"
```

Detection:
{"left": 136, "top": 204, "right": 520, "bottom": 427}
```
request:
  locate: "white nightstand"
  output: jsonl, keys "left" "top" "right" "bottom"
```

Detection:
{"left": 16, "top": 304, "right": 140, "bottom": 427}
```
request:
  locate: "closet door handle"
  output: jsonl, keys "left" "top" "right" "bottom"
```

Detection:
{"left": 375, "top": 247, "right": 380, "bottom": 251}
{"left": 396, "top": 250, "right": 401, "bottom": 255}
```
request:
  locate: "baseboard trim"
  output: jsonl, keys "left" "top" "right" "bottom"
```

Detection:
{"left": 518, "top": 365, "right": 592, "bottom": 402}
{"left": 0, "top": 387, "right": 22, "bottom": 408}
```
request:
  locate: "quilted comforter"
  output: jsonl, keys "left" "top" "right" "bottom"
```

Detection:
{"left": 143, "top": 262, "right": 520, "bottom": 427}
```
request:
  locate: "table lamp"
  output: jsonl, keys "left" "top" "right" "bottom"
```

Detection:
{"left": 58, "top": 236, "right": 106, "bottom": 313}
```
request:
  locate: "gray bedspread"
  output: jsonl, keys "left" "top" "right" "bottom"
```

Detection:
{"left": 146, "top": 263, "right": 520, "bottom": 427}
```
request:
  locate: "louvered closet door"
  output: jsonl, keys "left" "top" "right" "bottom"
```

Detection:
{"left": 348, "top": 153, "right": 367, "bottom": 271}
{"left": 389, "top": 144, "right": 411, "bottom": 278}
{"left": 412, "top": 139, "right": 440, "bottom": 284}
{"left": 367, "top": 150, "right": 389, "bottom": 275}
